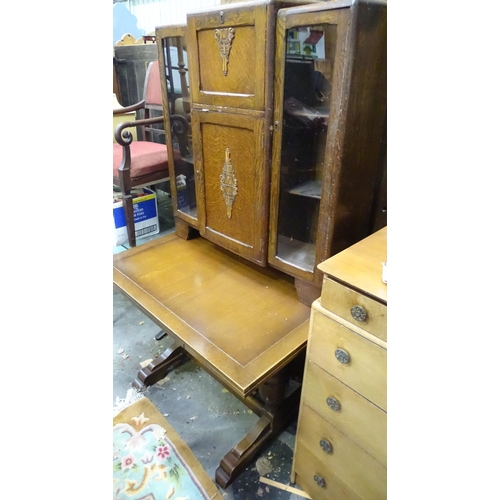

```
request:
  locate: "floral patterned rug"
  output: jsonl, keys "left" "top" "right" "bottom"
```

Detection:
{"left": 113, "top": 390, "right": 222, "bottom": 500}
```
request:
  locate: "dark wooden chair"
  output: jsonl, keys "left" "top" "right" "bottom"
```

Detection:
{"left": 113, "top": 59, "right": 189, "bottom": 247}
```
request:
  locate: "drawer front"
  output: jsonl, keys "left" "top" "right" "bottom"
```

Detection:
{"left": 294, "top": 443, "right": 362, "bottom": 500}
{"left": 302, "top": 360, "right": 386, "bottom": 465}
{"left": 321, "top": 276, "right": 387, "bottom": 342}
{"left": 308, "top": 308, "right": 387, "bottom": 410}
{"left": 295, "top": 404, "right": 387, "bottom": 500}
{"left": 187, "top": 4, "right": 268, "bottom": 110}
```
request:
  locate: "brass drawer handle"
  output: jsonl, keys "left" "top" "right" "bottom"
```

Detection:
{"left": 326, "top": 396, "right": 341, "bottom": 412}
{"left": 335, "top": 348, "right": 350, "bottom": 364}
{"left": 350, "top": 305, "right": 367, "bottom": 322}
{"left": 314, "top": 475, "right": 326, "bottom": 488}
{"left": 319, "top": 439, "right": 333, "bottom": 454}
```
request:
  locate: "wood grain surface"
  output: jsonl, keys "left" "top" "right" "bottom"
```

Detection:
{"left": 114, "top": 233, "right": 311, "bottom": 395}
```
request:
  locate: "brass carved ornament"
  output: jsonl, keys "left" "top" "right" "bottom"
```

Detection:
{"left": 220, "top": 148, "right": 238, "bottom": 219}
{"left": 214, "top": 27, "right": 235, "bottom": 76}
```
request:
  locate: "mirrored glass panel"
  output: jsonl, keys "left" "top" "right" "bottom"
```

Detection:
{"left": 161, "top": 35, "right": 197, "bottom": 218}
{"left": 276, "top": 23, "right": 337, "bottom": 272}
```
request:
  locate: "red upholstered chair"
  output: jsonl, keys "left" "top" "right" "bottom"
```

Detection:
{"left": 114, "top": 60, "right": 177, "bottom": 247}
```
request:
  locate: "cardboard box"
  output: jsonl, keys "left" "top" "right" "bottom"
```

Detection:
{"left": 113, "top": 188, "right": 159, "bottom": 246}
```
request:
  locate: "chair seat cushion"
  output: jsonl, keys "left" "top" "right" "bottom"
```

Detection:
{"left": 113, "top": 141, "right": 175, "bottom": 180}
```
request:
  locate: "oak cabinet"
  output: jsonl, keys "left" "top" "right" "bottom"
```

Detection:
{"left": 184, "top": 0, "right": 314, "bottom": 266}
{"left": 185, "top": 1, "right": 274, "bottom": 264}
{"left": 157, "top": 0, "right": 387, "bottom": 302}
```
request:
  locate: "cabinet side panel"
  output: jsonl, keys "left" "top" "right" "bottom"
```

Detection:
{"left": 326, "top": 2, "right": 387, "bottom": 256}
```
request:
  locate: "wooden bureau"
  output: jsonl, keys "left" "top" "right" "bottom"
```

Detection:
{"left": 162, "top": 0, "right": 387, "bottom": 303}
{"left": 291, "top": 226, "right": 387, "bottom": 500}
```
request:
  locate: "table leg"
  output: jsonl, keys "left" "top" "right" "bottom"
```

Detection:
{"left": 215, "top": 367, "right": 301, "bottom": 489}
{"left": 133, "top": 343, "right": 188, "bottom": 389}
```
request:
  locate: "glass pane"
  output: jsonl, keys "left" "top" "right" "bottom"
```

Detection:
{"left": 276, "top": 23, "right": 337, "bottom": 272}
{"left": 162, "top": 35, "right": 197, "bottom": 218}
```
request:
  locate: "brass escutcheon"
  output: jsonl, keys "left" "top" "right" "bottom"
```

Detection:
{"left": 220, "top": 148, "right": 238, "bottom": 218}
{"left": 214, "top": 27, "right": 235, "bottom": 76}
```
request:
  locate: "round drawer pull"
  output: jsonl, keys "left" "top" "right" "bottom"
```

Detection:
{"left": 326, "top": 396, "right": 342, "bottom": 412}
{"left": 350, "top": 305, "right": 367, "bottom": 322}
{"left": 314, "top": 475, "right": 326, "bottom": 488}
{"left": 335, "top": 348, "right": 350, "bottom": 364}
{"left": 319, "top": 439, "right": 333, "bottom": 454}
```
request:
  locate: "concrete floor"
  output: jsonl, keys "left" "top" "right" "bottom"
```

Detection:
{"left": 113, "top": 192, "right": 308, "bottom": 500}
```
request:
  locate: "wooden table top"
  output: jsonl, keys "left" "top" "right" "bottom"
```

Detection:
{"left": 318, "top": 226, "right": 387, "bottom": 304}
{"left": 113, "top": 234, "right": 311, "bottom": 396}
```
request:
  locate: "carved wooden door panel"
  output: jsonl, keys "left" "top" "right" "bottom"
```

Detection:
{"left": 186, "top": 3, "right": 269, "bottom": 110}
{"left": 191, "top": 109, "right": 269, "bottom": 266}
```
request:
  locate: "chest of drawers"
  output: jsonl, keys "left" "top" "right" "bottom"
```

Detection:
{"left": 291, "top": 226, "right": 387, "bottom": 500}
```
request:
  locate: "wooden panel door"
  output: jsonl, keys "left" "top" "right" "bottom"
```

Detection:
{"left": 191, "top": 109, "right": 269, "bottom": 266}
{"left": 186, "top": 2, "right": 269, "bottom": 110}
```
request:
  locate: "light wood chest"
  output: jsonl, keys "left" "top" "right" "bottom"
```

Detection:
{"left": 292, "top": 226, "right": 387, "bottom": 500}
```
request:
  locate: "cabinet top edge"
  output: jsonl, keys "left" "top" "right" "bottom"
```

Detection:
{"left": 155, "top": 24, "right": 187, "bottom": 35}
{"left": 186, "top": 0, "right": 317, "bottom": 17}
{"left": 277, "top": 0, "right": 387, "bottom": 18}
{"left": 318, "top": 227, "right": 387, "bottom": 303}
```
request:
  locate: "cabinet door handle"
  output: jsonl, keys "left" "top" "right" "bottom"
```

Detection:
{"left": 350, "top": 304, "right": 367, "bottom": 322}
{"left": 319, "top": 439, "right": 333, "bottom": 454}
{"left": 335, "top": 348, "right": 350, "bottom": 364}
{"left": 314, "top": 475, "right": 326, "bottom": 488}
{"left": 326, "top": 396, "right": 342, "bottom": 412}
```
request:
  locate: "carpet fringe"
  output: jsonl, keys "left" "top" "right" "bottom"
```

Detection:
{"left": 113, "top": 387, "right": 145, "bottom": 416}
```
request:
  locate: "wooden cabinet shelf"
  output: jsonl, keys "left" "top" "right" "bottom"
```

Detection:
{"left": 276, "top": 234, "right": 316, "bottom": 272}
{"left": 284, "top": 97, "right": 329, "bottom": 127}
{"left": 287, "top": 179, "right": 322, "bottom": 199}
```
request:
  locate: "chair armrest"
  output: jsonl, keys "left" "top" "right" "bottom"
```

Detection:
{"left": 113, "top": 99, "right": 146, "bottom": 115}
{"left": 114, "top": 116, "right": 165, "bottom": 146}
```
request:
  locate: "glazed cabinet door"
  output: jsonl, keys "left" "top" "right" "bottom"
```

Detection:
{"left": 268, "top": 1, "right": 387, "bottom": 286}
{"left": 156, "top": 25, "right": 200, "bottom": 227}
{"left": 186, "top": 2, "right": 269, "bottom": 111}
{"left": 191, "top": 109, "right": 269, "bottom": 266}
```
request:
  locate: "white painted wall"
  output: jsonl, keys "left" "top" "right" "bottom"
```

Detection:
{"left": 123, "top": 0, "right": 222, "bottom": 35}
